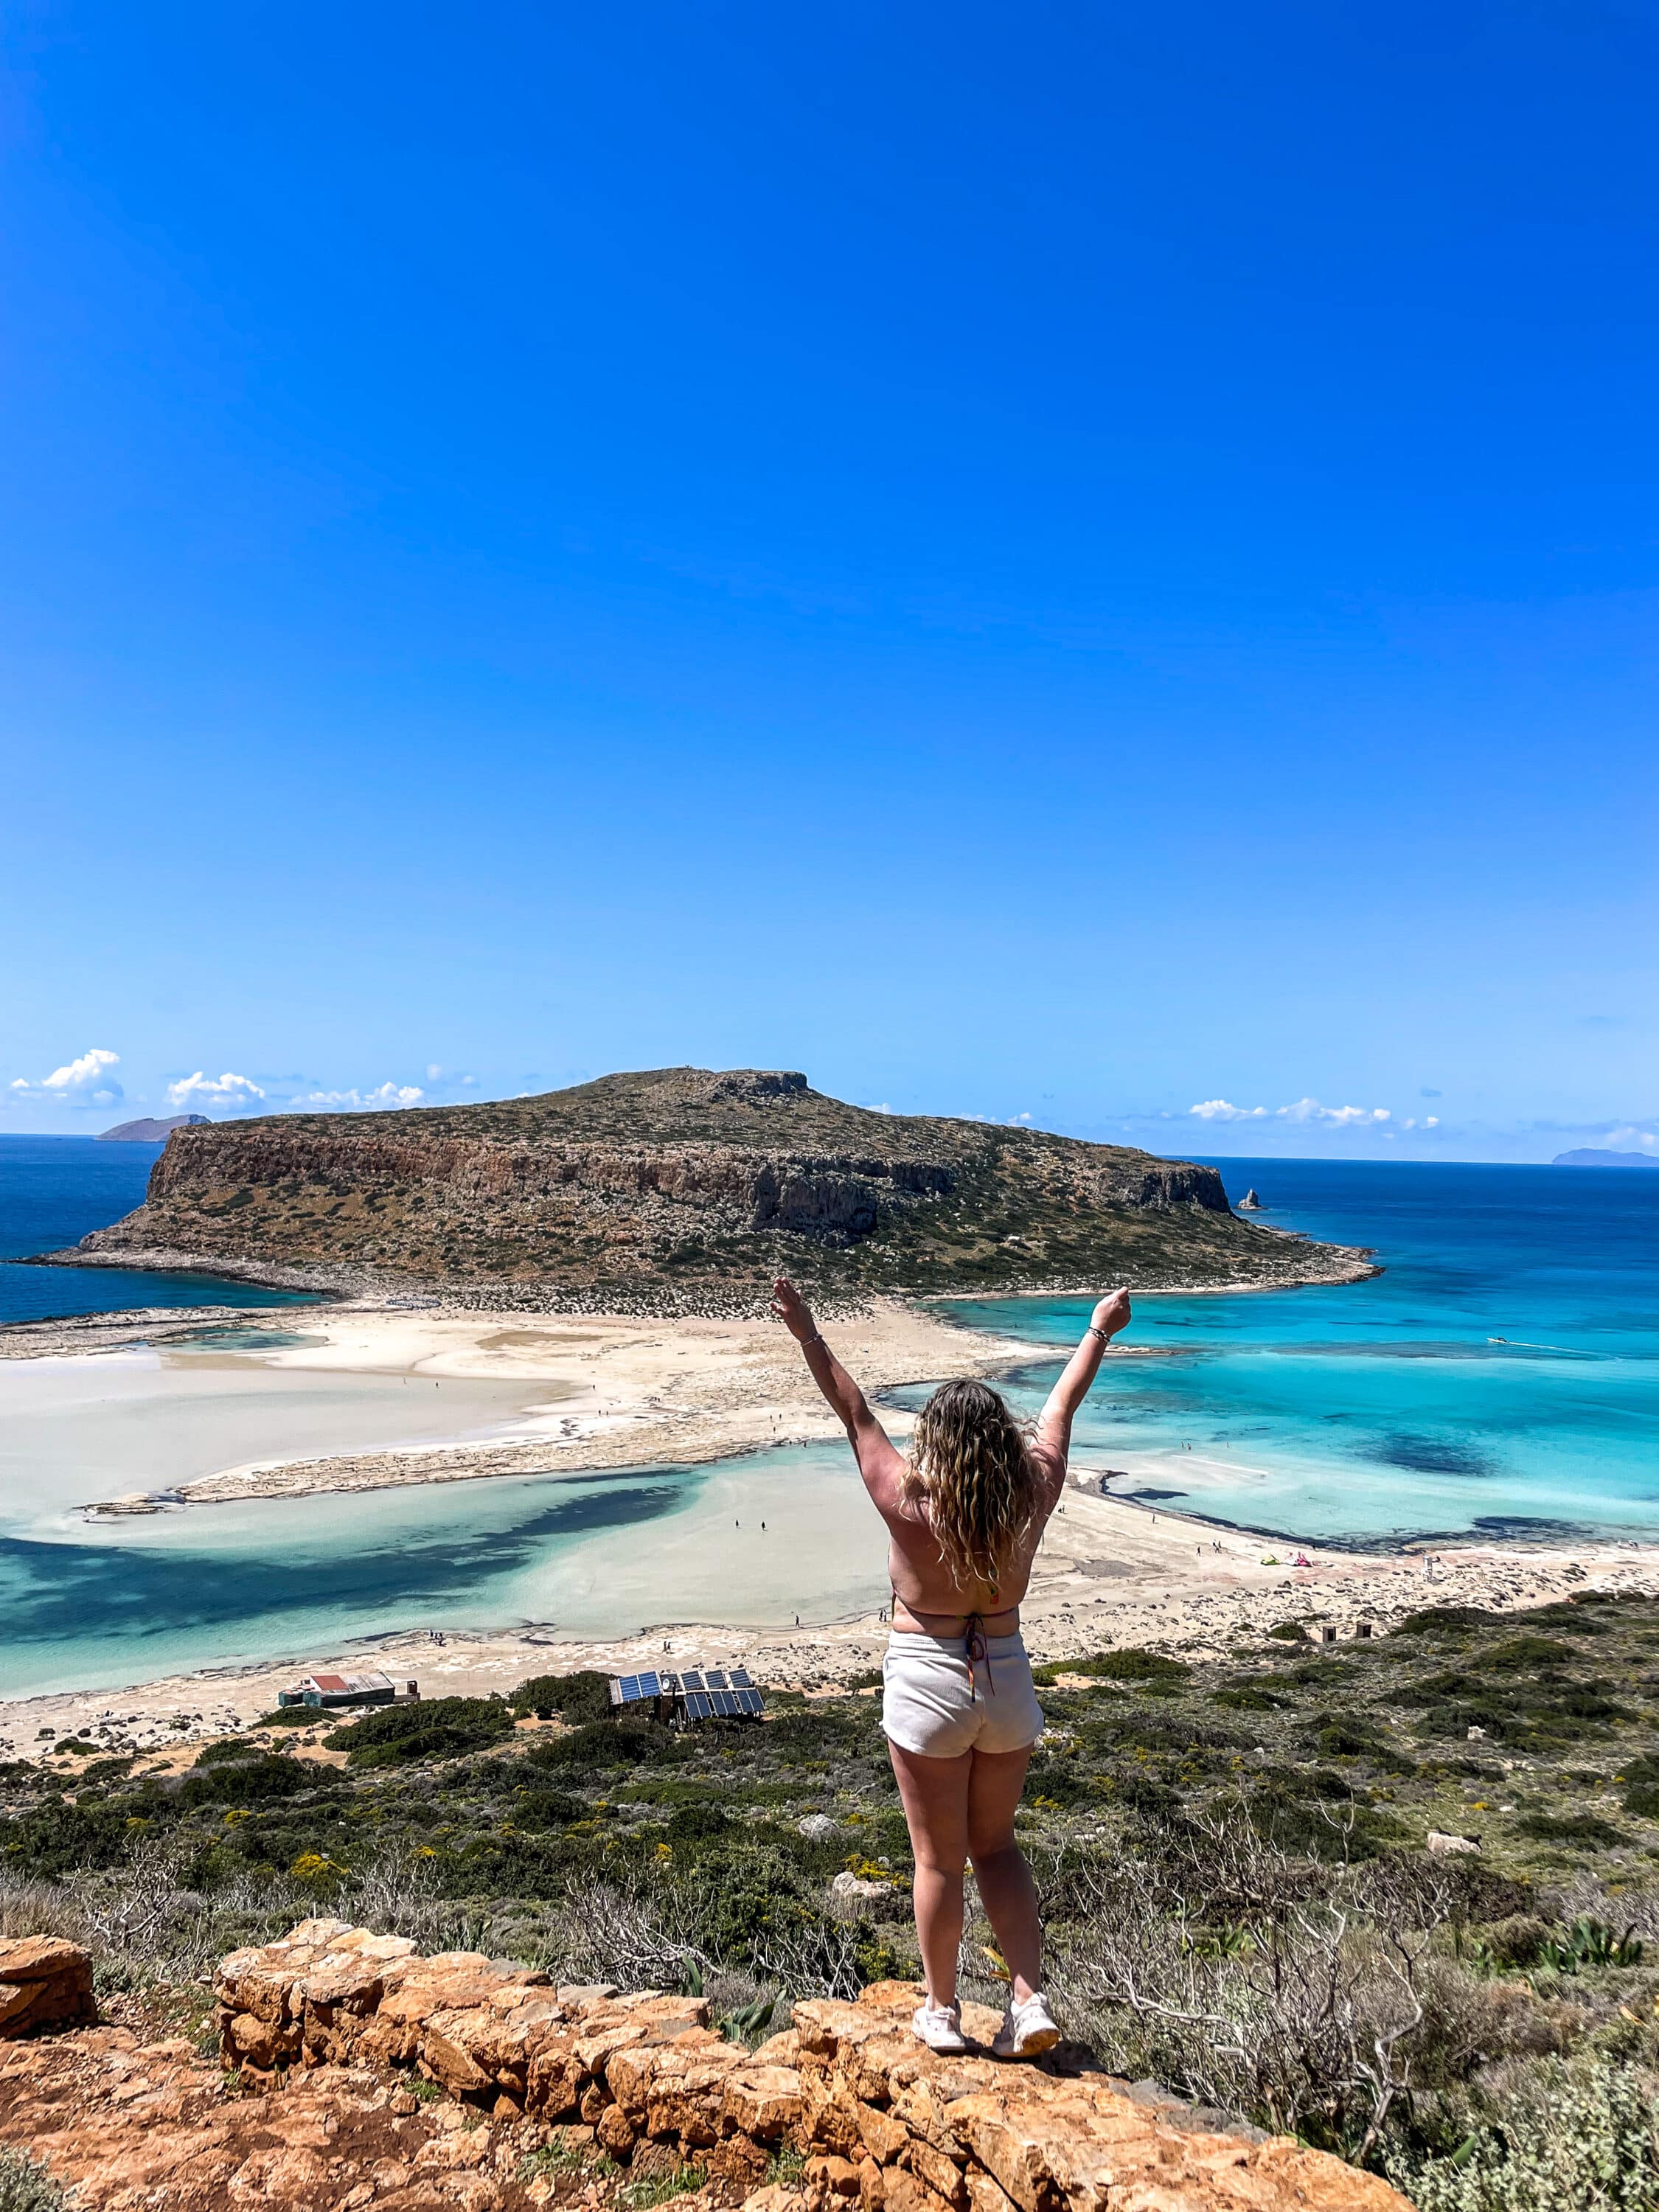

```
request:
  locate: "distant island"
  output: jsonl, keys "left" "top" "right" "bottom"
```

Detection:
{"left": 1552, "top": 1147, "right": 1659, "bottom": 1169}
{"left": 68, "top": 1065, "right": 1374, "bottom": 1309}
{"left": 96, "top": 1113, "right": 210, "bottom": 1143}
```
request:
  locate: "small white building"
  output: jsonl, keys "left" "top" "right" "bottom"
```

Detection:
{"left": 277, "top": 1670, "right": 417, "bottom": 1711}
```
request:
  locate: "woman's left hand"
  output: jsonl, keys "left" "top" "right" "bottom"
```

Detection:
{"left": 771, "top": 1276, "right": 817, "bottom": 1341}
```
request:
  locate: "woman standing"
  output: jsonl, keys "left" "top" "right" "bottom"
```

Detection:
{"left": 771, "top": 1277, "right": 1131, "bottom": 2057}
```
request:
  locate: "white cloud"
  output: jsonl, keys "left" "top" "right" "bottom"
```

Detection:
{"left": 293, "top": 1082, "right": 425, "bottom": 1111}
{"left": 1190, "top": 1096, "right": 1391, "bottom": 1127}
{"left": 425, "top": 1064, "right": 444, "bottom": 1081}
{"left": 10, "top": 1046, "right": 123, "bottom": 1105}
{"left": 1607, "top": 1124, "right": 1658, "bottom": 1152}
{"left": 1274, "top": 1099, "right": 1391, "bottom": 1126}
{"left": 166, "top": 1071, "right": 267, "bottom": 1114}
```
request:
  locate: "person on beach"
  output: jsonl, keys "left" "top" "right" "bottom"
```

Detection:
{"left": 771, "top": 1275, "right": 1132, "bottom": 2058}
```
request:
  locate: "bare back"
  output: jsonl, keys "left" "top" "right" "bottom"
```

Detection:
{"left": 855, "top": 1423, "right": 1066, "bottom": 1627}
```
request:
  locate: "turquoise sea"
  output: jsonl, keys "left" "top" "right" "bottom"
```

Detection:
{"left": 0, "top": 1150, "right": 1654, "bottom": 1699}
{"left": 943, "top": 1158, "right": 1659, "bottom": 1549}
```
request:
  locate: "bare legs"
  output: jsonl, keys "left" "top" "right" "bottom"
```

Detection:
{"left": 888, "top": 1742, "right": 1043, "bottom": 2008}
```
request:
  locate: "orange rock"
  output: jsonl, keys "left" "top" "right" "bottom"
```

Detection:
{"left": 807, "top": 2153, "right": 863, "bottom": 2197}
{"left": 724, "top": 2064, "right": 804, "bottom": 2142}
{"left": 901, "top": 2138, "right": 967, "bottom": 2209}
{"left": 598, "top": 2101, "right": 637, "bottom": 2158}
{"left": 854, "top": 2101, "right": 908, "bottom": 2163}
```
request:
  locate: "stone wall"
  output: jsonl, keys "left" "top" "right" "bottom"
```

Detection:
{"left": 215, "top": 1921, "right": 1413, "bottom": 2212}
{"left": 0, "top": 1938, "right": 95, "bottom": 2038}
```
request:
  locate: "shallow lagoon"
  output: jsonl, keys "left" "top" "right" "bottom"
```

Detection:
{"left": 0, "top": 1438, "right": 874, "bottom": 1699}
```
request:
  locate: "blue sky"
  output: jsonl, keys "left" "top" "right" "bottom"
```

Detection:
{"left": 1, "top": 3, "right": 1654, "bottom": 1161}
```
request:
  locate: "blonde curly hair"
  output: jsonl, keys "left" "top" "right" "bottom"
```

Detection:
{"left": 900, "top": 1378, "right": 1043, "bottom": 1595}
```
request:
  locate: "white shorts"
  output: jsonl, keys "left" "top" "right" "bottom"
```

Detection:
{"left": 880, "top": 1631, "right": 1045, "bottom": 1759}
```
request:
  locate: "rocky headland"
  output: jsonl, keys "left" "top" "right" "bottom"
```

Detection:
{"left": 96, "top": 1113, "right": 210, "bottom": 1143}
{"left": 64, "top": 1068, "right": 1374, "bottom": 1312}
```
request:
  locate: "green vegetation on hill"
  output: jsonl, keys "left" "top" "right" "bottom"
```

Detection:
{"left": 75, "top": 1065, "right": 1371, "bottom": 1307}
{"left": 11, "top": 1590, "right": 1659, "bottom": 2202}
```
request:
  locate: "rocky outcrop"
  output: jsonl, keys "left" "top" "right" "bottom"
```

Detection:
{"left": 0, "top": 1938, "right": 95, "bottom": 2037}
{"left": 206, "top": 1919, "right": 1411, "bottom": 2211}
{"left": 71, "top": 1068, "right": 1374, "bottom": 1308}
{"left": 1237, "top": 1190, "right": 1262, "bottom": 1211}
{"left": 0, "top": 2011, "right": 555, "bottom": 2211}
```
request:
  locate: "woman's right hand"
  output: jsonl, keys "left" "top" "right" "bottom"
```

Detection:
{"left": 1091, "top": 1289, "right": 1131, "bottom": 1339}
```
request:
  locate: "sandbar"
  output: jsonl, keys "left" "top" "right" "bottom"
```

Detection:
{"left": 10, "top": 1298, "right": 1042, "bottom": 1514}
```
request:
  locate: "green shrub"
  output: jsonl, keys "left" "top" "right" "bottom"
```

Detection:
{"left": 508, "top": 1787, "right": 586, "bottom": 1830}
{"left": 1307, "top": 1718, "right": 1416, "bottom": 1773}
{"left": 78, "top": 1755, "right": 135, "bottom": 1786}
{"left": 1211, "top": 1681, "right": 1290, "bottom": 1712}
{"left": 251, "top": 1707, "right": 317, "bottom": 1728}
{"left": 664, "top": 1802, "right": 734, "bottom": 1848}
{"left": 326, "top": 1697, "right": 514, "bottom": 1767}
{"left": 1516, "top": 1812, "right": 1627, "bottom": 1849}
{"left": 0, "top": 2145, "right": 66, "bottom": 2212}
{"left": 0, "top": 1796, "right": 131, "bottom": 1877}
{"left": 1391, "top": 1607, "right": 1504, "bottom": 1639}
{"left": 533, "top": 1720, "right": 667, "bottom": 1771}
{"left": 1391, "top": 2058, "right": 1659, "bottom": 2212}
{"left": 509, "top": 1669, "right": 614, "bottom": 1724}
{"left": 661, "top": 1843, "right": 811, "bottom": 1959}
{"left": 1074, "top": 1648, "right": 1189, "bottom": 1683}
{"left": 1481, "top": 1637, "right": 1576, "bottom": 1672}
{"left": 1265, "top": 1621, "right": 1309, "bottom": 1643}
{"left": 180, "top": 1753, "right": 321, "bottom": 1807}
{"left": 1023, "top": 1753, "right": 1096, "bottom": 1809}
{"left": 192, "top": 1735, "right": 272, "bottom": 1767}
{"left": 1518, "top": 1603, "right": 1607, "bottom": 1636}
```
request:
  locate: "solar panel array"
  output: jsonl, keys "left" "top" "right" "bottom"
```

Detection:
{"left": 607, "top": 1666, "right": 763, "bottom": 1723}
{"left": 678, "top": 1686, "right": 765, "bottom": 1719}
{"left": 610, "top": 1669, "right": 664, "bottom": 1705}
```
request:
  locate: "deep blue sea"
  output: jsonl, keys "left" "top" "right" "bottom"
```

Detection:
{"left": 0, "top": 1148, "right": 1654, "bottom": 1700}
{"left": 0, "top": 1136, "right": 313, "bottom": 1323}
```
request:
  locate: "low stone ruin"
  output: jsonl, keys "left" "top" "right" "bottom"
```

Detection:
{"left": 215, "top": 1919, "right": 1412, "bottom": 2211}
{"left": 0, "top": 1938, "right": 96, "bottom": 2038}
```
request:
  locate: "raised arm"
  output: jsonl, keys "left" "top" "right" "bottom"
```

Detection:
{"left": 1034, "top": 1290, "right": 1131, "bottom": 1467}
{"left": 770, "top": 1277, "right": 902, "bottom": 1485}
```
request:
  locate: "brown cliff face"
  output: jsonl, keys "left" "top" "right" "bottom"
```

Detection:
{"left": 77, "top": 1067, "right": 1371, "bottom": 1308}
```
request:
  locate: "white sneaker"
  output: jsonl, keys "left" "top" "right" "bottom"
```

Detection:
{"left": 992, "top": 1992, "right": 1060, "bottom": 2058}
{"left": 911, "top": 2000, "right": 967, "bottom": 2053}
